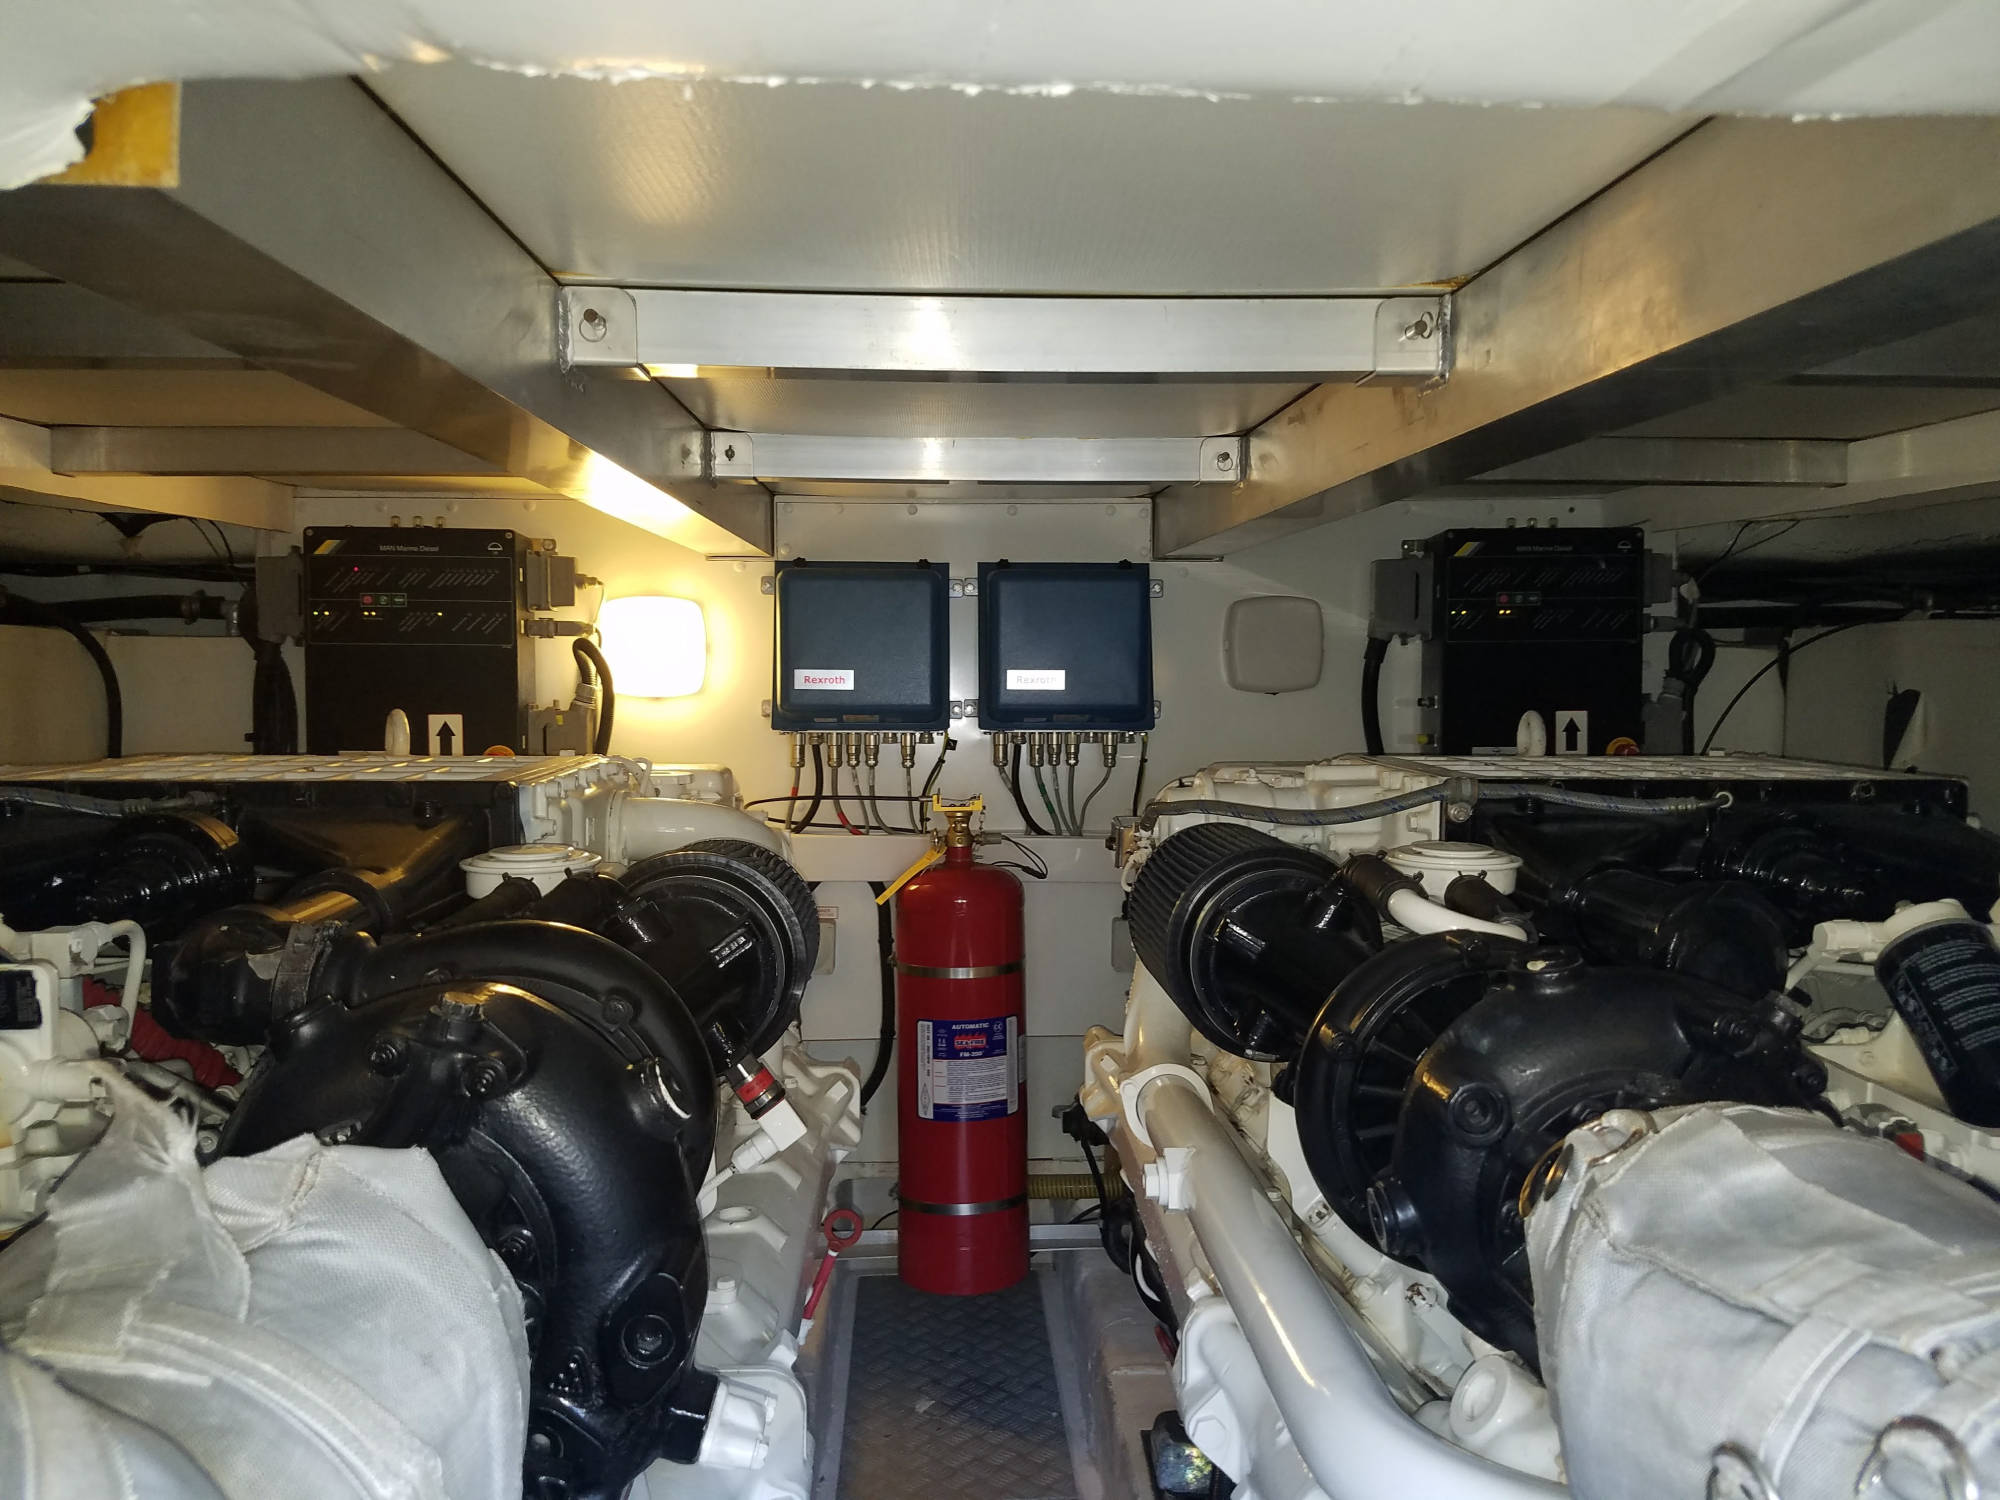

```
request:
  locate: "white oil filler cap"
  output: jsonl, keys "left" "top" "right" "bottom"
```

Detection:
{"left": 460, "top": 843, "right": 602, "bottom": 898}
{"left": 1384, "top": 841, "right": 1523, "bottom": 898}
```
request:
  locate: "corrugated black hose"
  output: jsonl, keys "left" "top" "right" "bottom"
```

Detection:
{"left": 1361, "top": 634, "right": 1390, "bottom": 755}
{"left": 572, "top": 637, "right": 616, "bottom": 754}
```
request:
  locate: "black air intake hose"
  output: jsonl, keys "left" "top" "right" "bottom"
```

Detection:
{"left": 1557, "top": 867, "right": 1791, "bottom": 1000}
{"left": 153, "top": 811, "right": 489, "bottom": 1042}
{"left": 1127, "top": 822, "right": 1381, "bottom": 1059}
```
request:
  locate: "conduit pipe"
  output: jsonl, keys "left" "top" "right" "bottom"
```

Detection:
{"left": 1117, "top": 964, "right": 1564, "bottom": 1500}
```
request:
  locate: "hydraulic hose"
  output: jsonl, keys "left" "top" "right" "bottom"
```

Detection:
{"left": 1361, "top": 634, "right": 1390, "bottom": 755}
{"left": 1475, "top": 784, "right": 1730, "bottom": 815}
{"left": 1141, "top": 784, "right": 1455, "bottom": 831}
{"left": 572, "top": 637, "right": 615, "bottom": 754}
{"left": 1141, "top": 782, "right": 1728, "bottom": 832}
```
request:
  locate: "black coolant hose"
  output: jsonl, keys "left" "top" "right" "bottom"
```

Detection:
{"left": 0, "top": 594, "right": 122, "bottom": 757}
{"left": 1361, "top": 634, "right": 1390, "bottom": 755}
{"left": 861, "top": 881, "right": 896, "bottom": 1111}
{"left": 573, "top": 637, "right": 615, "bottom": 754}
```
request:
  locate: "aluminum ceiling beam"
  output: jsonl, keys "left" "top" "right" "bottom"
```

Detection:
{"left": 50, "top": 426, "right": 502, "bottom": 477}
{"left": 0, "top": 78, "right": 769, "bottom": 555}
{"left": 0, "top": 281, "right": 242, "bottom": 367}
{"left": 1154, "top": 116, "right": 2000, "bottom": 556}
{"left": 561, "top": 287, "right": 1446, "bottom": 380}
{"left": 707, "top": 432, "right": 1245, "bottom": 484}
{"left": 1, "top": 414, "right": 291, "bottom": 529}
{"left": 1477, "top": 437, "right": 1849, "bottom": 488}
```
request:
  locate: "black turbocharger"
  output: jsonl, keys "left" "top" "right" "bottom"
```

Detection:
{"left": 220, "top": 959, "right": 717, "bottom": 1499}
{"left": 1128, "top": 823, "right": 1829, "bottom": 1369}
{"left": 160, "top": 835, "right": 820, "bottom": 1500}
{"left": 1300, "top": 938, "right": 1825, "bottom": 1363}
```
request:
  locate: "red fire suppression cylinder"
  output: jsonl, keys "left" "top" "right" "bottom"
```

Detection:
{"left": 894, "top": 801, "right": 1028, "bottom": 1294}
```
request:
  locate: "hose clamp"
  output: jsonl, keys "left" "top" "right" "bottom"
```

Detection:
{"left": 1119, "top": 1062, "right": 1211, "bottom": 1150}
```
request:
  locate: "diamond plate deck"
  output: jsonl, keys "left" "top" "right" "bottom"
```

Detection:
{"left": 836, "top": 1272, "right": 1079, "bottom": 1500}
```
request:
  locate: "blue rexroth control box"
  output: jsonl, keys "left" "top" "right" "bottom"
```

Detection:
{"left": 976, "top": 560, "right": 1155, "bottom": 731}
{"left": 772, "top": 560, "right": 951, "bottom": 731}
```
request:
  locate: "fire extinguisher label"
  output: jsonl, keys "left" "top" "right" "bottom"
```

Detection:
{"left": 915, "top": 1015, "right": 1020, "bottom": 1122}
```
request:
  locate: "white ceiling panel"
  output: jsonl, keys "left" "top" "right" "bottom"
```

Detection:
{"left": 372, "top": 66, "right": 1692, "bottom": 295}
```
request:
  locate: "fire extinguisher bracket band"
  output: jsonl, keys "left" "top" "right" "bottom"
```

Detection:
{"left": 894, "top": 959, "right": 1023, "bottom": 979}
{"left": 898, "top": 1193, "right": 1028, "bottom": 1217}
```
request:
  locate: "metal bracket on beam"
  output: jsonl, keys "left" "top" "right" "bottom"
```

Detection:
{"left": 558, "top": 285, "right": 639, "bottom": 372}
{"left": 703, "top": 432, "right": 1248, "bottom": 485}
{"left": 562, "top": 288, "right": 1448, "bottom": 381}
{"left": 1371, "top": 297, "right": 1450, "bottom": 383}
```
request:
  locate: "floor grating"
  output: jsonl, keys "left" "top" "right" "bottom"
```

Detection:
{"left": 834, "top": 1271, "right": 1080, "bottom": 1500}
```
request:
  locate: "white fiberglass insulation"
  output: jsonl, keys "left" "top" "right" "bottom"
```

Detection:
{"left": 6, "top": 0, "right": 2000, "bottom": 189}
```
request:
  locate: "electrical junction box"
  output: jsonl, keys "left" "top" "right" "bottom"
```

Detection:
{"left": 1371, "top": 526, "right": 1651, "bottom": 756}
{"left": 302, "top": 526, "right": 531, "bottom": 755}
{"left": 977, "top": 560, "right": 1155, "bottom": 731}
{"left": 771, "top": 560, "right": 951, "bottom": 731}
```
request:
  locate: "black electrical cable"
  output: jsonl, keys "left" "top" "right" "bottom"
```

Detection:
{"left": 1076, "top": 760, "right": 1116, "bottom": 833}
{"left": 571, "top": 638, "right": 615, "bottom": 754}
{"left": 1698, "top": 622, "right": 1867, "bottom": 756}
{"left": 794, "top": 744, "right": 825, "bottom": 834}
{"left": 0, "top": 596, "right": 122, "bottom": 757}
{"left": 237, "top": 580, "right": 298, "bottom": 755}
{"left": 1009, "top": 741, "right": 1050, "bottom": 836}
{"left": 988, "top": 833, "right": 1049, "bottom": 880}
{"left": 44, "top": 592, "right": 227, "bottom": 624}
{"left": 1361, "top": 634, "right": 1390, "bottom": 755}
{"left": 744, "top": 791, "right": 940, "bottom": 811}
{"left": 1127, "top": 733, "right": 1150, "bottom": 820}
{"left": 1695, "top": 518, "right": 1802, "bottom": 586}
{"left": 861, "top": 881, "right": 896, "bottom": 1111}
{"left": 1666, "top": 625, "right": 1718, "bottom": 754}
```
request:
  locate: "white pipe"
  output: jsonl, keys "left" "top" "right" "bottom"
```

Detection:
{"left": 1385, "top": 887, "right": 1528, "bottom": 941}
{"left": 99, "top": 920, "right": 146, "bottom": 1018}
{"left": 607, "top": 793, "right": 788, "bottom": 863}
{"left": 1123, "top": 966, "right": 1564, "bottom": 1500}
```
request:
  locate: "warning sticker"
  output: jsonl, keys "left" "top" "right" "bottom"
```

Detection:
{"left": 915, "top": 1015, "right": 1019, "bottom": 1122}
